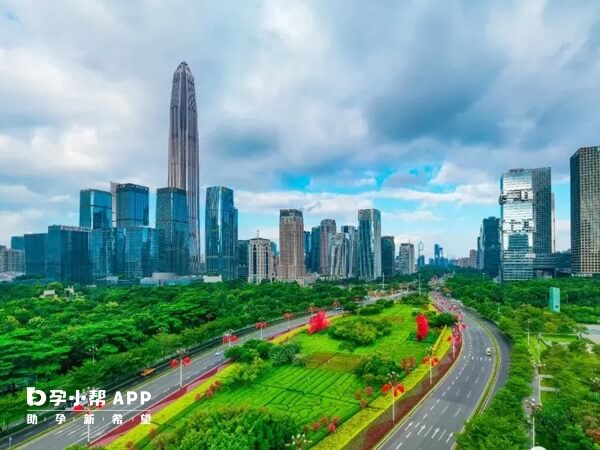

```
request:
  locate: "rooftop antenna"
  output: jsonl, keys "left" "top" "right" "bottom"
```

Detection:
{"left": 256, "top": 229, "right": 260, "bottom": 238}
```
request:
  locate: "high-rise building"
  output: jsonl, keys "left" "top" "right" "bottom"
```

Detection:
{"left": 279, "top": 209, "right": 305, "bottom": 281}
{"left": 121, "top": 227, "right": 158, "bottom": 279}
{"left": 248, "top": 237, "right": 273, "bottom": 284}
{"left": 341, "top": 225, "right": 357, "bottom": 278}
{"left": 329, "top": 233, "right": 346, "bottom": 277}
{"left": 10, "top": 236, "right": 24, "bottom": 251}
{"left": 205, "top": 187, "right": 238, "bottom": 281}
{"left": 381, "top": 236, "right": 395, "bottom": 279}
{"left": 89, "top": 228, "right": 117, "bottom": 280}
{"left": 46, "top": 225, "right": 91, "bottom": 284}
{"left": 434, "top": 244, "right": 445, "bottom": 266}
{"left": 115, "top": 183, "right": 149, "bottom": 228}
{"left": 357, "top": 209, "right": 381, "bottom": 280}
{"left": 156, "top": 187, "right": 189, "bottom": 275}
{"left": 237, "top": 240, "right": 249, "bottom": 279}
{"left": 110, "top": 182, "right": 118, "bottom": 227}
{"left": 399, "top": 243, "right": 416, "bottom": 275}
{"left": 24, "top": 233, "right": 47, "bottom": 276}
{"left": 80, "top": 189, "right": 112, "bottom": 229}
{"left": 0, "top": 247, "right": 24, "bottom": 273}
{"left": 168, "top": 62, "right": 200, "bottom": 273}
{"left": 479, "top": 217, "right": 501, "bottom": 278}
{"left": 310, "top": 226, "right": 321, "bottom": 273}
{"left": 417, "top": 254, "right": 425, "bottom": 268}
{"left": 304, "top": 230, "right": 311, "bottom": 272}
{"left": 571, "top": 147, "right": 600, "bottom": 275}
{"left": 500, "top": 168, "right": 552, "bottom": 281}
{"left": 468, "top": 249, "right": 478, "bottom": 268}
{"left": 319, "top": 219, "right": 337, "bottom": 276}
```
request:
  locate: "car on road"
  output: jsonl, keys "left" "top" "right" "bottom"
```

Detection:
{"left": 485, "top": 347, "right": 492, "bottom": 356}
{"left": 215, "top": 351, "right": 223, "bottom": 356}
{"left": 140, "top": 367, "right": 156, "bottom": 377}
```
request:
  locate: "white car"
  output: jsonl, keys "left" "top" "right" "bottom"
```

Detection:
{"left": 485, "top": 347, "right": 492, "bottom": 356}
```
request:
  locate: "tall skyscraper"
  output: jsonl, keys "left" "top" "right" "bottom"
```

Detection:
{"left": 571, "top": 147, "right": 600, "bottom": 275}
{"left": 310, "top": 225, "right": 321, "bottom": 273}
{"left": 319, "top": 219, "right": 337, "bottom": 276}
{"left": 304, "top": 230, "right": 311, "bottom": 272}
{"left": 115, "top": 183, "right": 149, "bottom": 228}
{"left": 89, "top": 228, "right": 117, "bottom": 280}
{"left": 329, "top": 233, "right": 346, "bottom": 277}
{"left": 381, "top": 236, "right": 395, "bottom": 279}
{"left": 80, "top": 189, "right": 112, "bottom": 229}
{"left": 434, "top": 244, "right": 445, "bottom": 266}
{"left": 10, "top": 236, "right": 24, "bottom": 251}
{"left": 279, "top": 209, "right": 305, "bottom": 281}
{"left": 248, "top": 237, "right": 273, "bottom": 284}
{"left": 156, "top": 187, "right": 189, "bottom": 275}
{"left": 46, "top": 225, "right": 91, "bottom": 284}
{"left": 469, "top": 249, "right": 478, "bottom": 268}
{"left": 168, "top": 62, "right": 200, "bottom": 273}
{"left": 399, "top": 243, "right": 416, "bottom": 275}
{"left": 121, "top": 227, "right": 159, "bottom": 279}
{"left": 205, "top": 186, "right": 238, "bottom": 281}
{"left": 24, "top": 233, "right": 47, "bottom": 276}
{"left": 357, "top": 209, "right": 381, "bottom": 280}
{"left": 479, "top": 217, "right": 501, "bottom": 278}
{"left": 237, "top": 240, "right": 249, "bottom": 279}
{"left": 341, "top": 225, "right": 357, "bottom": 278}
{"left": 500, "top": 168, "right": 552, "bottom": 281}
{"left": 0, "top": 247, "right": 24, "bottom": 273}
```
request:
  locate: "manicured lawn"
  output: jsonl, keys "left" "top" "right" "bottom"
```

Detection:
{"left": 112, "top": 303, "right": 437, "bottom": 449}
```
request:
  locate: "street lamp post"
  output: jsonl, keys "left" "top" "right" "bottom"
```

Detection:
{"left": 176, "top": 348, "right": 186, "bottom": 388}
{"left": 88, "top": 346, "right": 98, "bottom": 365}
{"left": 525, "top": 398, "right": 541, "bottom": 448}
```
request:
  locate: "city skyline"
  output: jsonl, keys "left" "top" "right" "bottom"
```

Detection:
{"left": 3, "top": 1, "right": 599, "bottom": 258}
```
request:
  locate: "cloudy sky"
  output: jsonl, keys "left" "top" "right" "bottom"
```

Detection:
{"left": 1, "top": 0, "right": 598, "bottom": 258}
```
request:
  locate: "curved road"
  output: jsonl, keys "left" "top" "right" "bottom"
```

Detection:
{"left": 377, "top": 293, "right": 510, "bottom": 450}
{"left": 3, "top": 313, "right": 338, "bottom": 450}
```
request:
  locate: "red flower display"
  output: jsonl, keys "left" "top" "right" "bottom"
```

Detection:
{"left": 393, "top": 384, "right": 405, "bottom": 397}
{"left": 381, "top": 383, "right": 392, "bottom": 394}
{"left": 312, "top": 421, "right": 320, "bottom": 430}
{"left": 182, "top": 356, "right": 191, "bottom": 366}
{"left": 416, "top": 314, "right": 429, "bottom": 340}
{"left": 230, "top": 335, "right": 238, "bottom": 343}
{"left": 170, "top": 359, "right": 179, "bottom": 368}
{"left": 328, "top": 423, "right": 336, "bottom": 433}
{"left": 308, "top": 310, "right": 330, "bottom": 334}
{"left": 321, "top": 416, "right": 329, "bottom": 425}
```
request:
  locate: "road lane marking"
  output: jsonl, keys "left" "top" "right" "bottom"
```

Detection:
{"left": 453, "top": 406, "right": 462, "bottom": 417}
{"left": 423, "top": 425, "right": 433, "bottom": 437}
{"left": 446, "top": 432, "right": 454, "bottom": 443}
{"left": 456, "top": 389, "right": 461, "bottom": 396}
{"left": 466, "top": 390, "right": 472, "bottom": 399}
{"left": 417, "top": 424, "right": 426, "bottom": 435}
{"left": 438, "top": 430, "right": 446, "bottom": 441}
{"left": 395, "top": 442, "right": 403, "bottom": 449}
{"left": 423, "top": 412, "right": 428, "bottom": 419}
{"left": 406, "top": 421, "right": 413, "bottom": 430}
{"left": 431, "top": 428, "right": 440, "bottom": 439}
{"left": 435, "top": 399, "right": 440, "bottom": 404}
{"left": 442, "top": 404, "right": 449, "bottom": 414}
{"left": 429, "top": 404, "right": 435, "bottom": 411}
{"left": 474, "top": 376, "right": 480, "bottom": 384}
{"left": 406, "top": 431, "right": 412, "bottom": 438}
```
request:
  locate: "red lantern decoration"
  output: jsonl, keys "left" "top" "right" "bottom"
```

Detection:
{"left": 308, "top": 310, "right": 330, "bottom": 334}
{"left": 416, "top": 314, "right": 429, "bottom": 340}
{"left": 230, "top": 335, "right": 238, "bottom": 343}
{"left": 170, "top": 359, "right": 179, "bottom": 368}
{"left": 328, "top": 423, "right": 336, "bottom": 433}
{"left": 73, "top": 404, "right": 83, "bottom": 412}
{"left": 183, "top": 356, "right": 191, "bottom": 366}
{"left": 381, "top": 383, "right": 392, "bottom": 394}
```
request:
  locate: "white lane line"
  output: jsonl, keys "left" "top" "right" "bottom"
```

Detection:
{"left": 438, "top": 430, "right": 446, "bottom": 441}
{"left": 406, "top": 431, "right": 412, "bottom": 438}
{"left": 417, "top": 424, "right": 426, "bottom": 436}
{"left": 436, "top": 398, "right": 440, "bottom": 404}
{"left": 430, "top": 404, "right": 435, "bottom": 411}
{"left": 423, "top": 425, "right": 433, "bottom": 437}
{"left": 446, "top": 432, "right": 454, "bottom": 443}
{"left": 474, "top": 376, "right": 480, "bottom": 384}
{"left": 454, "top": 406, "right": 463, "bottom": 417}
{"left": 395, "top": 442, "right": 403, "bottom": 449}
{"left": 423, "top": 412, "right": 428, "bottom": 419}
{"left": 481, "top": 366, "right": 484, "bottom": 372}
{"left": 406, "top": 421, "right": 413, "bottom": 430}
{"left": 456, "top": 389, "right": 461, "bottom": 396}
{"left": 431, "top": 428, "right": 440, "bottom": 439}
{"left": 441, "top": 404, "right": 449, "bottom": 414}
{"left": 467, "top": 390, "right": 472, "bottom": 399}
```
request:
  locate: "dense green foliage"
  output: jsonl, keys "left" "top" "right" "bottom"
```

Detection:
{"left": 224, "top": 339, "right": 274, "bottom": 363}
{"left": 328, "top": 317, "right": 392, "bottom": 346}
{"left": 355, "top": 355, "right": 402, "bottom": 384}
{"left": 450, "top": 275, "right": 599, "bottom": 448}
{"left": 0, "top": 281, "right": 356, "bottom": 425}
{"left": 154, "top": 406, "right": 299, "bottom": 450}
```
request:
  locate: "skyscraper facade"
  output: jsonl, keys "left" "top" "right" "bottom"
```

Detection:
{"left": 122, "top": 227, "right": 158, "bottom": 279}
{"left": 469, "top": 249, "right": 478, "bottom": 268}
{"left": 571, "top": 147, "right": 600, "bottom": 275}
{"left": 500, "top": 168, "right": 552, "bottom": 281}
{"left": 248, "top": 237, "right": 273, "bottom": 284}
{"left": 304, "top": 230, "right": 311, "bottom": 272}
{"left": 168, "top": 62, "right": 200, "bottom": 273}
{"left": 329, "top": 233, "right": 346, "bottom": 277}
{"left": 89, "top": 228, "right": 117, "bottom": 280}
{"left": 24, "top": 233, "right": 47, "bottom": 276}
{"left": 310, "top": 226, "right": 321, "bottom": 273}
{"left": 0, "top": 247, "right": 24, "bottom": 273}
{"left": 319, "top": 219, "right": 337, "bottom": 276}
{"left": 156, "top": 187, "right": 189, "bottom": 275}
{"left": 399, "top": 243, "right": 416, "bottom": 275}
{"left": 357, "top": 209, "right": 381, "bottom": 280}
{"left": 10, "top": 236, "right": 24, "bottom": 251}
{"left": 479, "top": 217, "right": 501, "bottom": 278}
{"left": 381, "top": 236, "right": 395, "bottom": 278}
{"left": 115, "top": 183, "right": 149, "bottom": 228}
{"left": 46, "top": 225, "right": 91, "bottom": 284}
{"left": 341, "top": 225, "right": 357, "bottom": 278}
{"left": 205, "top": 186, "right": 238, "bottom": 281}
{"left": 80, "top": 189, "right": 112, "bottom": 229}
{"left": 278, "top": 209, "right": 305, "bottom": 281}
{"left": 237, "top": 240, "right": 249, "bottom": 279}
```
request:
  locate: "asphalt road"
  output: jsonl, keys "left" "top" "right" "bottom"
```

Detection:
{"left": 377, "top": 293, "right": 510, "bottom": 450}
{"left": 4, "top": 313, "right": 336, "bottom": 450}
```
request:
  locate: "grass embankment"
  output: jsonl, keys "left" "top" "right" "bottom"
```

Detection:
{"left": 109, "top": 303, "right": 440, "bottom": 450}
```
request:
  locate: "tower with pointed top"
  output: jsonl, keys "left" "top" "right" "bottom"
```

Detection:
{"left": 168, "top": 62, "right": 200, "bottom": 273}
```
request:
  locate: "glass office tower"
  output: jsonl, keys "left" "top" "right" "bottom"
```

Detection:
{"left": 80, "top": 189, "right": 112, "bottom": 229}
{"left": 115, "top": 183, "right": 149, "bottom": 228}
{"left": 156, "top": 187, "right": 189, "bottom": 275}
{"left": 205, "top": 186, "right": 238, "bottom": 280}
{"left": 357, "top": 209, "right": 382, "bottom": 281}
{"left": 46, "top": 225, "right": 91, "bottom": 284}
